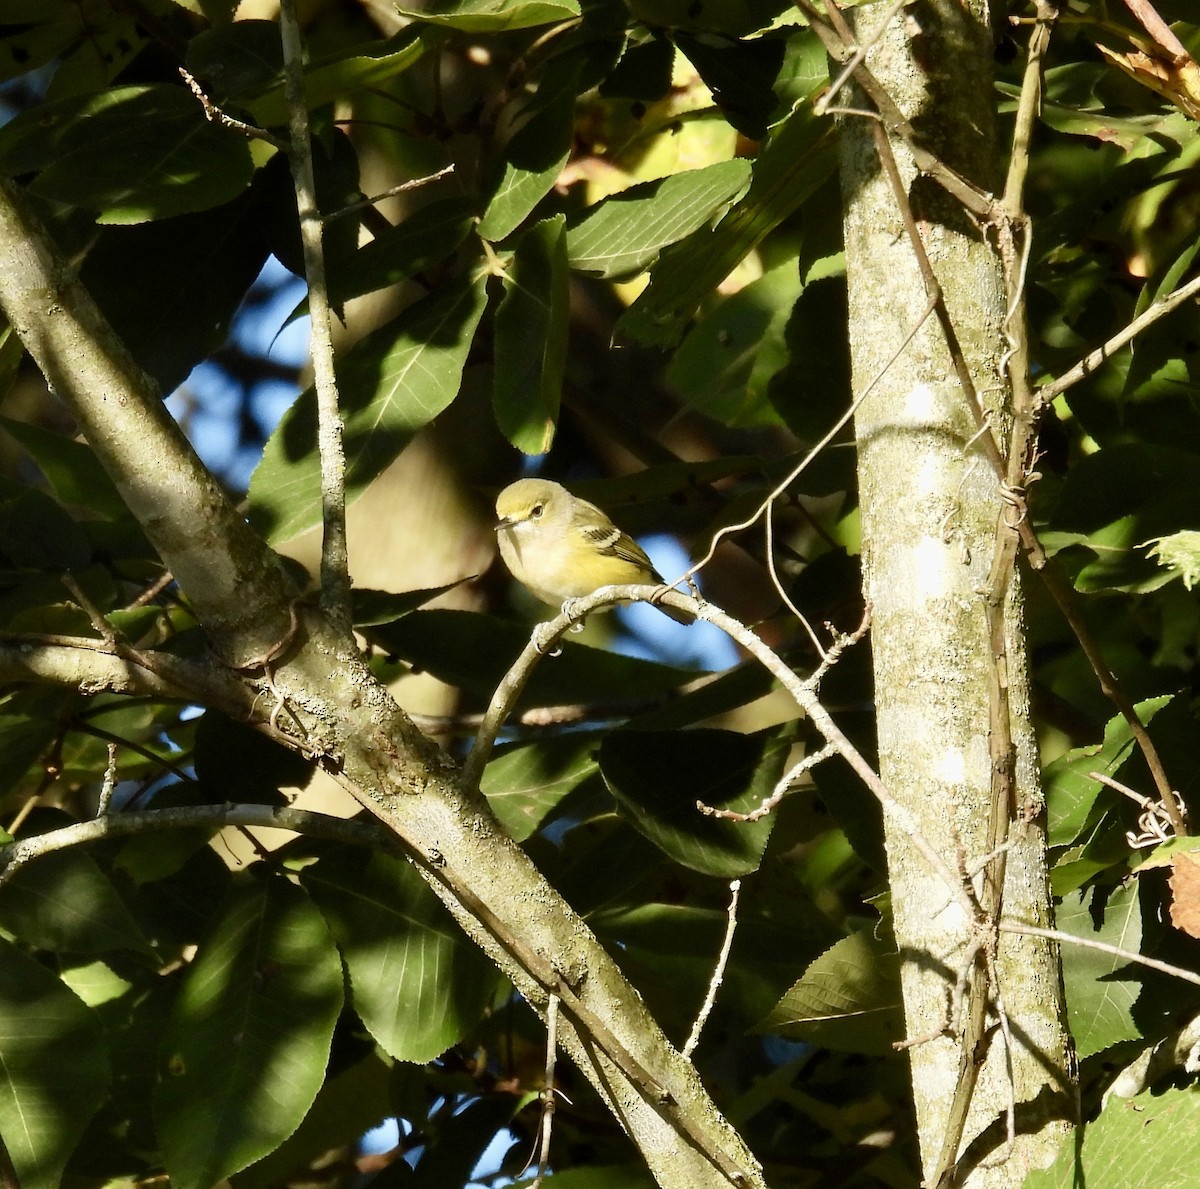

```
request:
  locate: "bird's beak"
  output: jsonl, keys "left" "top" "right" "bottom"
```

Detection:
{"left": 495, "top": 514, "right": 513, "bottom": 532}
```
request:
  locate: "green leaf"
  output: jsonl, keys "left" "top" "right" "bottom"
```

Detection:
{"left": 248, "top": 273, "right": 488, "bottom": 544}
{"left": 481, "top": 732, "right": 602, "bottom": 841}
{"left": 477, "top": 60, "right": 580, "bottom": 243}
{"left": 592, "top": 901, "right": 817, "bottom": 1032}
{"left": 1049, "top": 443, "right": 1200, "bottom": 593}
{"left": 26, "top": 85, "right": 256, "bottom": 223}
{"left": 619, "top": 100, "right": 835, "bottom": 344}
{"left": 186, "top": 20, "right": 285, "bottom": 99}
{"left": 0, "top": 706, "right": 57, "bottom": 798}
{"left": 667, "top": 262, "right": 802, "bottom": 426}
{"left": 396, "top": 0, "right": 580, "bottom": 32}
{"left": 328, "top": 198, "right": 477, "bottom": 307}
{"left": 565, "top": 159, "right": 751, "bottom": 280}
{"left": 759, "top": 928, "right": 904, "bottom": 1056}
{"left": 0, "top": 938, "right": 110, "bottom": 1189}
{"left": 230, "top": 1052, "right": 392, "bottom": 1189}
{"left": 599, "top": 727, "right": 787, "bottom": 876}
{"left": 80, "top": 182, "right": 275, "bottom": 391}
{"left": 1045, "top": 696, "right": 1172, "bottom": 848}
{"left": 369, "top": 609, "right": 697, "bottom": 706}
{"left": 0, "top": 488, "right": 90, "bottom": 571}
{"left": 194, "top": 711, "right": 314, "bottom": 806}
{"left": 155, "top": 876, "right": 344, "bottom": 1189}
{"left": 1023, "top": 1087, "right": 1200, "bottom": 1189}
{"left": 244, "top": 30, "right": 433, "bottom": 127}
{"left": 1058, "top": 884, "right": 1142, "bottom": 1060}
{"left": 0, "top": 828, "right": 154, "bottom": 957}
{"left": 351, "top": 580, "right": 472, "bottom": 627}
{"left": 673, "top": 30, "right": 786, "bottom": 139}
{"left": 409, "top": 1095, "right": 521, "bottom": 1187}
{"left": 303, "top": 846, "right": 497, "bottom": 1063}
{"left": 0, "top": 418, "right": 127, "bottom": 520}
{"left": 493, "top": 215, "right": 569, "bottom": 454}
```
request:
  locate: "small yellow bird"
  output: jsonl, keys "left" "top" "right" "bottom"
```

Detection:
{"left": 494, "top": 478, "right": 690, "bottom": 623}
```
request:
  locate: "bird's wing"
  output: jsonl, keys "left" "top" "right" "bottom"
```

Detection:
{"left": 576, "top": 500, "right": 660, "bottom": 576}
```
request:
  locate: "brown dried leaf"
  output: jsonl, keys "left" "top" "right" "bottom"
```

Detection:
{"left": 1096, "top": 44, "right": 1200, "bottom": 122}
{"left": 1167, "top": 852, "right": 1200, "bottom": 939}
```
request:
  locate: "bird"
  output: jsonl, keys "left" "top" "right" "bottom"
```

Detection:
{"left": 493, "top": 478, "right": 691, "bottom": 624}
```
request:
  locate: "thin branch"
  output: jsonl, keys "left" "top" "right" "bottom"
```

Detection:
{"left": 97, "top": 741, "right": 119, "bottom": 816}
{"left": 528, "top": 993, "right": 560, "bottom": 1187}
{"left": 323, "top": 165, "right": 457, "bottom": 224}
{"left": 765, "top": 498, "right": 827, "bottom": 660}
{"left": 0, "top": 632, "right": 284, "bottom": 743}
{"left": 1037, "top": 273, "right": 1200, "bottom": 403}
{"left": 793, "top": 0, "right": 998, "bottom": 220}
{"left": 178, "top": 66, "right": 287, "bottom": 150}
{"left": 0, "top": 803, "right": 401, "bottom": 887}
{"left": 465, "top": 585, "right": 979, "bottom": 922}
{"left": 1121, "top": 0, "right": 1191, "bottom": 62}
{"left": 279, "top": 0, "right": 352, "bottom": 632}
{"left": 698, "top": 743, "right": 838, "bottom": 822}
{"left": 815, "top": 0, "right": 912, "bottom": 117}
{"left": 683, "top": 880, "right": 741, "bottom": 1060}
{"left": 1001, "top": 922, "right": 1200, "bottom": 988}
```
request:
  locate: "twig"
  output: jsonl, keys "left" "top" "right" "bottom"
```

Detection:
{"left": 73, "top": 720, "right": 192, "bottom": 784}
{"left": 528, "top": 994, "right": 560, "bottom": 1187}
{"left": 793, "top": 0, "right": 998, "bottom": 220}
{"left": 683, "top": 880, "right": 741, "bottom": 1060}
{"left": 279, "top": 0, "right": 352, "bottom": 633}
{"left": 62, "top": 573, "right": 120, "bottom": 646}
{"left": 1037, "top": 273, "right": 1200, "bottom": 403}
{"left": 1001, "top": 921, "right": 1200, "bottom": 988}
{"left": 178, "top": 66, "right": 287, "bottom": 150}
{"left": 1122, "top": 0, "right": 1191, "bottom": 62}
{"left": 465, "top": 585, "right": 979, "bottom": 922}
{"left": 97, "top": 740, "right": 119, "bottom": 815}
{"left": 815, "top": 0, "right": 913, "bottom": 116}
{"left": 698, "top": 743, "right": 838, "bottom": 822}
{"left": 0, "top": 802, "right": 401, "bottom": 887}
{"left": 323, "top": 165, "right": 457, "bottom": 223}
{"left": 765, "top": 498, "right": 827, "bottom": 659}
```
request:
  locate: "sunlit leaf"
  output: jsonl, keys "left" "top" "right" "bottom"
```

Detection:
{"left": 0, "top": 939, "right": 110, "bottom": 1189}
{"left": 482, "top": 732, "right": 602, "bottom": 841}
{"left": 24, "top": 85, "right": 256, "bottom": 223}
{"left": 1058, "top": 883, "right": 1142, "bottom": 1060}
{"left": 493, "top": 214, "right": 568, "bottom": 454}
{"left": 566, "top": 159, "right": 751, "bottom": 280}
{"left": 619, "top": 100, "right": 834, "bottom": 344}
{"left": 599, "top": 727, "right": 787, "bottom": 876}
{"left": 1045, "top": 696, "right": 1172, "bottom": 847}
{"left": 760, "top": 929, "right": 903, "bottom": 1056}
{"left": 248, "top": 273, "right": 488, "bottom": 543}
{"left": 303, "top": 845, "right": 498, "bottom": 1063}
{"left": 396, "top": 0, "right": 580, "bottom": 32}
{"left": 155, "top": 876, "right": 343, "bottom": 1189}
{"left": 477, "top": 60, "right": 580, "bottom": 243}
{"left": 1023, "top": 1088, "right": 1200, "bottom": 1189}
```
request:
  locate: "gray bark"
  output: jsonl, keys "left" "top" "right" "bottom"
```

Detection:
{"left": 838, "top": 3, "right": 1075, "bottom": 1183}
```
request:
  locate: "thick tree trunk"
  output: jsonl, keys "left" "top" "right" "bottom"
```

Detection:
{"left": 838, "top": 3, "right": 1075, "bottom": 1184}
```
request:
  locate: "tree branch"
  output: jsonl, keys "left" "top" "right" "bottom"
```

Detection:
{"left": 0, "top": 803, "right": 400, "bottom": 887}
{"left": 0, "top": 172, "right": 762, "bottom": 1189}
{"left": 279, "top": 0, "right": 352, "bottom": 632}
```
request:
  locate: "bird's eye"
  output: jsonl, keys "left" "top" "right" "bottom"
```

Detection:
{"left": 530, "top": 504, "right": 544, "bottom": 519}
